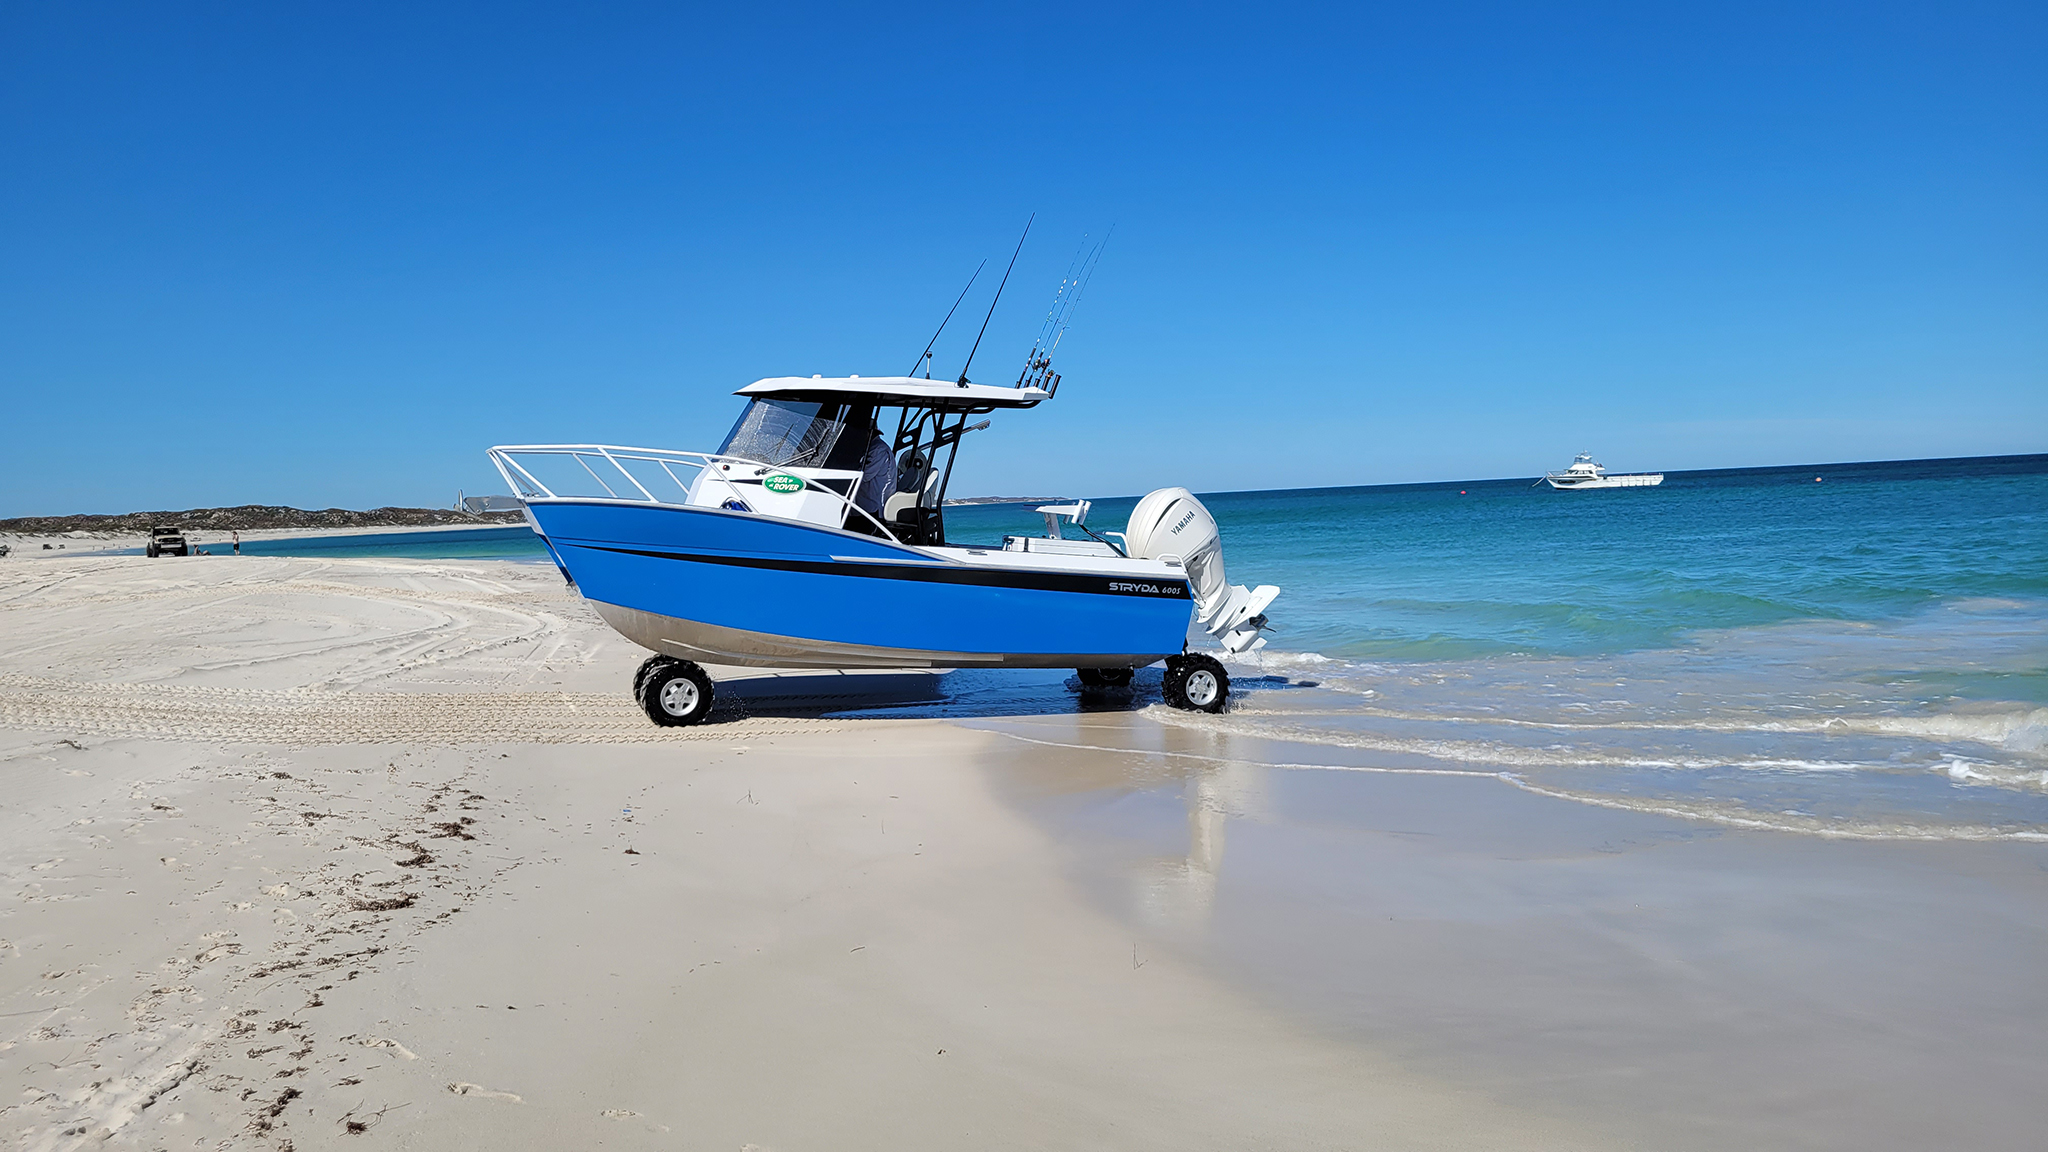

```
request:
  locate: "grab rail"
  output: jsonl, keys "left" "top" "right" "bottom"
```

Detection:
{"left": 487, "top": 444, "right": 902, "bottom": 543}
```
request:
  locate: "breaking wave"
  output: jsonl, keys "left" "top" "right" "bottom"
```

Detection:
{"left": 1179, "top": 610, "right": 2048, "bottom": 839}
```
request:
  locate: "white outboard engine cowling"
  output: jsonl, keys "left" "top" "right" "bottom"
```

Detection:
{"left": 1124, "top": 487, "right": 1279, "bottom": 655}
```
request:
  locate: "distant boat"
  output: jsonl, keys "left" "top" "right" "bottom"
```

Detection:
{"left": 1542, "top": 453, "right": 1663, "bottom": 490}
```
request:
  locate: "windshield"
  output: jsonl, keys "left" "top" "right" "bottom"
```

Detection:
{"left": 717, "top": 399, "right": 882, "bottom": 470}
{"left": 717, "top": 399, "right": 851, "bottom": 468}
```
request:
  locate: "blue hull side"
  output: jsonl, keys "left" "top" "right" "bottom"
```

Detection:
{"left": 526, "top": 500, "right": 1194, "bottom": 666}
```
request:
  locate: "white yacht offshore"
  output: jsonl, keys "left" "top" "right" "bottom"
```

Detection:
{"left": 1542, "top": 453, "right": 1664, "bottom": 489}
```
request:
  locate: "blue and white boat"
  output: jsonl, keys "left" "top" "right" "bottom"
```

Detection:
{"left": 488, "top": 372, "right": 1278, "bottom": 725}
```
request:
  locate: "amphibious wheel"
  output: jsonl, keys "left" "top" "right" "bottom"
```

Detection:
{"left": 637, "top": 659, "right": 715, "bottom": 727}
{"left": 1163, "top": 654, "right": 1229, "bottom": 713}
{"left": 1077, "top": 667, "right": 1134, "bottom": 689}
{"left": 632, "top": 654, "right": 676, "bottom": 699}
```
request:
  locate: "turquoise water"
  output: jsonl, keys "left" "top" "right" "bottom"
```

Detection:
{"left": 99, "top": 525, "right": 550, "bottom": 561}
{"left": 947, "top": 455, "right": 2048, "bottom": 840}
{"left": 947, "top": 454, "right": 2048, "bottom": 662}
{"left": 233, "top": 525, "right": 548, "bottom": 561}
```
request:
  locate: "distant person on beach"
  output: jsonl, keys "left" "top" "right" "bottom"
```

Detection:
{"left": 233, "top": 531, "right": 241, "bottom": 555}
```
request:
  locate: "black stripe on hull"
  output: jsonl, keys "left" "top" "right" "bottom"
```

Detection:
{"left": 569, "top": 543, "right": 1192, "bottom": 600}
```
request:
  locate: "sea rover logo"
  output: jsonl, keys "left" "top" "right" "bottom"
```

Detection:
{"left": 762, "top": 473, "right": 804, "bottom": 494}
{"left": 1109, "top": 581, "right": 1185, "bottom": 596}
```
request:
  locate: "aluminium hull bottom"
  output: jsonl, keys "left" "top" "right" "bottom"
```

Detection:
{"left": 593, "top": 600, "right": 1174, "bottom": 670}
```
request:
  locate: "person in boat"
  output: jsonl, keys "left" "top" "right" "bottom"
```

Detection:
{"left": 855, "top": 429, "right": 895, "bottom": 527}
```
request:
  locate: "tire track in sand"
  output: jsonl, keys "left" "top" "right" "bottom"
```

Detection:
{"left": 0, "top": 673, "right": 846, "bottom": 744}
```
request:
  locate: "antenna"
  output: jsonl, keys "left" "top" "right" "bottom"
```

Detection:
{"left": 1016, "top": 226, "right": 1111, "bottom": 395}
{"left": 907, "top": 260, "right": 985, "bottom": 378}
{"left": 957, "top": 215, "right": 1032, "bottom": 386}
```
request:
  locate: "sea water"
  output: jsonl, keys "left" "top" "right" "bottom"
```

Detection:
{"left": 229, "top": 525, "right": 548, "bottom": 561}
{"left": 950, "top": 455, "right": 2048, "bottom": 841}
{"left": 94, "top": 525, "right": 551, "bottom": 561}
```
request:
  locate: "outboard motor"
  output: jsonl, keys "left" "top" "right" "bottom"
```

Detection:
{"left": 1124, "top": 488, "right": 1279, "bottom": 655}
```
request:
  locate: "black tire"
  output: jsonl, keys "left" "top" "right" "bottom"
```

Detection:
{"left": 146, "top": 544, "right": 157, "bottom": 558}
{"left": 632, "top": 654, "right": 675, "bottom": 699}
{"left": 1163, "top": 654, "right": 1229, "bottom": 713}
{"left": 638, "top": 659, "right": 714, "bottom": 727}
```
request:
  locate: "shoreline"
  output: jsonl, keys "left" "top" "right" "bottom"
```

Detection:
{"left": 0, "top": 520, "right": 526, "bottom": 557}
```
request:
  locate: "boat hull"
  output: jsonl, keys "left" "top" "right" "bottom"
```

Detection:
{"left": 1545, "top": 473, "right": 1664, "bottom": 489}
{"left": 525, "top": 499, "right": 1197, "bottom": 669}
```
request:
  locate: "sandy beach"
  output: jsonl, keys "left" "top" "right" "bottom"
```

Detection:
{"left": 4, "top": 556, "right": 2045, "bottom": 1149}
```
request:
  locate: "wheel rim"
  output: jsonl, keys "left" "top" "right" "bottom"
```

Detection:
{"left": 1184, "top": 669, "right": 1220, "bottom": 708}
{"left": 659, "top": 678, "right": 699, "bottom": 717}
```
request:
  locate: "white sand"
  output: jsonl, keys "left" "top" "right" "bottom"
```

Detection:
{"left": 1, "top": 558, "right": 1615, "bottom": 1149}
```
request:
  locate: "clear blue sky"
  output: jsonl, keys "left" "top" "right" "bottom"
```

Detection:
{"left": 2, "top": 1, "right": 2042, "bottom": 515}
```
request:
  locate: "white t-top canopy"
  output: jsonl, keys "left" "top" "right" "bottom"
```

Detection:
{"left": 737, "top": 376, "right": 1052, "bottom": 410}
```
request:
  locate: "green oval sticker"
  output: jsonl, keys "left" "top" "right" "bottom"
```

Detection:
{"left": 762, "top": 473, "right": 803, "bottom": 494}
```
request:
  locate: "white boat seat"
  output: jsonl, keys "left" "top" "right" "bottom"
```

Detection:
{"left": 883, "top": 492, "right": 920, "bottom": 523}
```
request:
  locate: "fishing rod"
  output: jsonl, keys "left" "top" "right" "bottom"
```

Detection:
{"left": 1038, "top": 228, "right": 1111, "bottom": 355}
{"left": 907, "top": 260, "right": 985, "bottom": 379}
{"left": 957, "top": 215, "right": 1033, "bottom": 386}
{"left": 1017, "top": 227, "right": 1111, "bottom": 394}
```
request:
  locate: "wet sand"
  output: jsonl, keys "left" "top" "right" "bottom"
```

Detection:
{"left": 3, "top": 557, "right": 2044, "bottom": 1148}
{"left": 970, "top": 714, "right": 2048, "bottom": 1149}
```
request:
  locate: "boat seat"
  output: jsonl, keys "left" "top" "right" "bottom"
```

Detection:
{"left": 883, "top": 492, "right": 920, "bottom": 523}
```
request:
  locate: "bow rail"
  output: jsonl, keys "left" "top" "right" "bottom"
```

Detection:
{"left": 487, "top": 444, "right": 901, "bottom": 543}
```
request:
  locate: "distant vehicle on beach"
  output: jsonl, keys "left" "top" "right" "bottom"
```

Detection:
{"left": 1542, "top": 453, "right": 1664, "bottom": 490}
{"left": 146, "top": 526, "right": 190, "bottom": 557}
